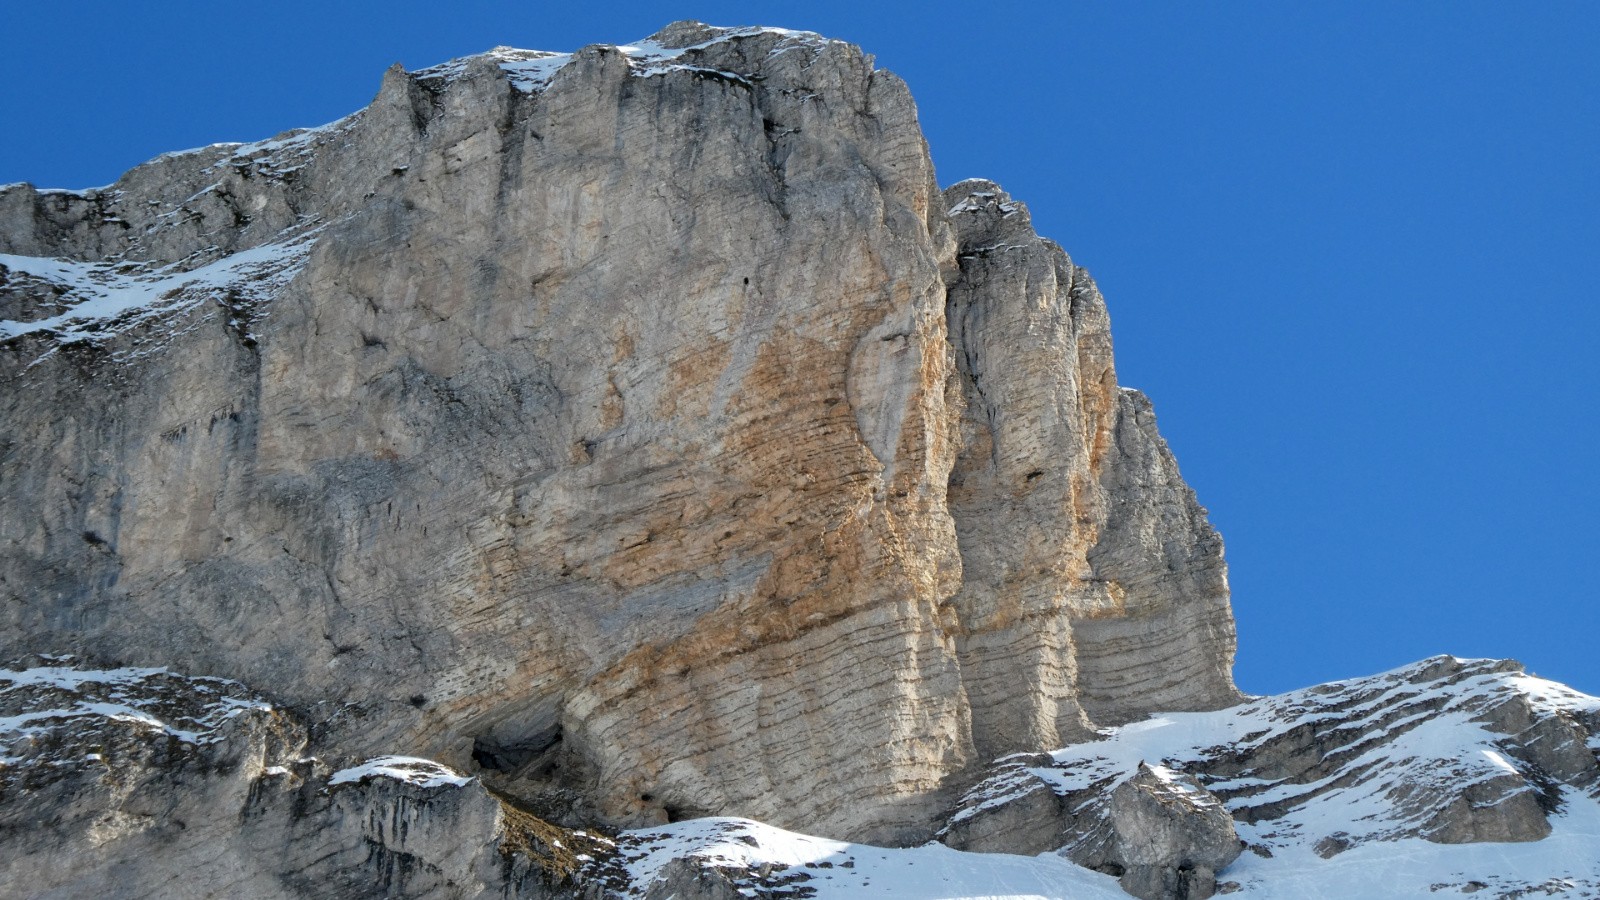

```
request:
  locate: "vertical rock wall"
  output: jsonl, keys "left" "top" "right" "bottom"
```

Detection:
{"left": 0, "top": 23, "right": 1236, "bottom": 842}
{"left": 943, "top": 181, "right": 1238, "bottom": 764}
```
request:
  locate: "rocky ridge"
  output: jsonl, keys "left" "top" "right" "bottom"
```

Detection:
{"left": 941, "top": 655, "right": 1600, "bottom": 898}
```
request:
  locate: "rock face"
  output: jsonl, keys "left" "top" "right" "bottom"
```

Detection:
{"left": 943, "top": 182, "right": 1237, "bottom": 760}
{"left": 0, "top": 660, "right": 605, "bottom": 898}
{"left": 0, "top": 22, "right": 1237, "bottom": 844}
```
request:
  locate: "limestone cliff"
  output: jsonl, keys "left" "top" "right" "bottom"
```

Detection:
{"left": 0, "top": 21, "right": 1237, "bottom": 846}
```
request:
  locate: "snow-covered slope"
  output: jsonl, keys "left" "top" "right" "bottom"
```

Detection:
{"left": 574, "top": 802, "right": 1600, "bottom": 900}
{"left": 578, "top": 817, "right": 1130, "bottom": 899}
{"left": 937, "top": 655, "right": 1600, "bottom": 899}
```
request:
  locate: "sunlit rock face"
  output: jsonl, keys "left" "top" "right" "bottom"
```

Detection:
{"left": 941, "top": 179, "right": 1239, "bottom": 765}
{"left": 0, "top": 22, "right": 1237, "bottom": 843}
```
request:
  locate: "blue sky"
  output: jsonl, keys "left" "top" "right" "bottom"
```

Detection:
{"left": 3, "top": 2, "right": 1596, "bottom": 696}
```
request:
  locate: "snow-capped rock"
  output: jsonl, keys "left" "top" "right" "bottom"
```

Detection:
{"left": 942, "top": 656, "right": 1600, "bottom": 898}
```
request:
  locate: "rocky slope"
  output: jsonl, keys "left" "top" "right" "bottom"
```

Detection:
{"left": 0, "top": 21, "right": 1236, "bottom": 847}
{"left": 942, "top": 655, "right": 1600, "bottom": 898}
{"left": 0, "top": 659, "right": 602, "bottom": 898}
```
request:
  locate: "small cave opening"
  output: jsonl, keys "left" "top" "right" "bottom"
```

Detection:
{"left": 472, "top": 724, "right": 563, "bottom": 776}
{"left": 664, "top": 804, "right": 694, "bottom": 823}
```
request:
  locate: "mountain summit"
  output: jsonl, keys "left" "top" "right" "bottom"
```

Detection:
{"left": 2, "top": 23, "right": 1590, "bottom": 900}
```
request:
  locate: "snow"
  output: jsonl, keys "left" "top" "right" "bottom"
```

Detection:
{"left": 1221, "top": 791, "right": 1600, "bottom": 898}
{"left": 1510, "top": 672, "right": 1600, "bottom": 716}
{"left": 1005, "top": 658, "right": 1561, "bottom": 832}
{"left": 0, "top": 662, "right": 273, "bottom": 765}
{"left": 596, "top": 802, "right": 1600, "bottom": 899}
{"left": 327, "top": 756, "right": 473, "bottom": 790}
{"left": 0, "top": 227, "right": 320, "bottom": 349}
{"left": 487, "top": 51, "right": 574, "bottom": 92}
{"left": 226, "top": 115, "right": 352, "bottom": 161}
{"left": 931, "top": 656, "right": 1600, "bottom": 898}
{"left": 415, "top": 26, "right": 822, "bottom": 94}
{"left": 0, "top": 664, "right": 170, "bottom": 691}
{"left": 23, "top": 113, "right": 357, "bottom": 197}
{"left": 606, "top": 817, "right": 1128, "bottom": 900}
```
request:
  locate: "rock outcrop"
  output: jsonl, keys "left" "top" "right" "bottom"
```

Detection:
{"left": 943, "top": 181, "right": 1237, "bottom": 761}
{"left": 1102, "top": 765, "right": 1241, "bottom": 900}
{"left": 942, "top": 656, "right": 1600, "bottom": 898}
{"left": 0, "top": 659, "right": 611, "bottom": 898}
{"left": 0, "top": 21, "right": 1237, "bottom": 845}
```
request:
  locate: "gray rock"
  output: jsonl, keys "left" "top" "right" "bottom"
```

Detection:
{"left": 943, "top": 180, "right": 1240, "bottom": 763}
{"left": 635, "top": 858, "right": 751, "bottom": 900}
{"left": 1105, "top": 765, "right": 1240, "bottom": 900}
{"left": 935, "top": 753, "right": 1070, "bottom": 855}
{"left": 0, "top": 658, "right": 606, "bottom": 897}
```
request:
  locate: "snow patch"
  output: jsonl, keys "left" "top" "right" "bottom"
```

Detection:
{"left": 603, "top": 817, "right": 1128, "bottom": 900}
{"left": 414, "top": 26, "right": 823, "bottom": 94}
{"left": 0, "top": 661, "right": 275, "bottom": 767}
{"left": 0, "top": 226, "right": 321, "bottom": 355}
{"left": 328, "top": 756, "right": 473, "bottom": 790}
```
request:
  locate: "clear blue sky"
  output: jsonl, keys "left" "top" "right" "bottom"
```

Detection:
{"left": 4, "top": 2, "right": 1596, "bottom": 696}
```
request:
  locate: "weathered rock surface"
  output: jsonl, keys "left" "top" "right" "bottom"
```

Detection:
{"left": 0, "top": 659, "right": 608, "bottom": 898}
{"left": 0, "top": 22, "right": 1236, "bottom": 844}
{"left": 7, "top": 21, "right": 1600, "bottom": 900}
{"left": 942, "top": 656, "right": 1600, "bottom": 898}
{"left": 943, "top": 181, "right": 1238, "bottom": 762}
{"left": 1103, "top": 765, "right": 1241, "bottom": 900}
